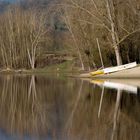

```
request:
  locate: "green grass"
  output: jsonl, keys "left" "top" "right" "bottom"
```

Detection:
{"left": 0, "top": 60, "right": 81, "bottom": 77}
{"left": 31, "top": 60, "right": 80, "bottom": 74}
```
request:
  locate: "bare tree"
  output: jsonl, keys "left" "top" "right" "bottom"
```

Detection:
{"left": 0, "top": 6, "right": 47, "bottom": 69}
{"left": 61, "top": 0, "right": 140, "bottom": 66}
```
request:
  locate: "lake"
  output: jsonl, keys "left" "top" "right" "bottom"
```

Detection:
{"left": 0, "top": 74, "right": 139, "bottom": 140}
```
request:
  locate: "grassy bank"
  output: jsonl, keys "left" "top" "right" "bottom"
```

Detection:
{"left": 0, "top": 60, "right": 82, "bottom": 75}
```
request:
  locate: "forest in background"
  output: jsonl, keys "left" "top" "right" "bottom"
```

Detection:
{"left": 0, "top": 0, "right": 139, "bottom": 71}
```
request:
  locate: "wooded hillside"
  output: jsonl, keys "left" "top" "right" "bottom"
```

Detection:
{"left": 0, "top": 0, "right": 139, "bottom": 70}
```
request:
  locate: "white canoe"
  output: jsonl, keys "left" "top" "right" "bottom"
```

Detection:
{"left": 90, "top": 62, "right": 137, "bottom": 76}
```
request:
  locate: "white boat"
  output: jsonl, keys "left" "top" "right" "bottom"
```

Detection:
{"left": 90, "top": 62, "right": 137, "bottom": 76}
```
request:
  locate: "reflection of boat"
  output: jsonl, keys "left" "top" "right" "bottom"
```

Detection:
{"left": 91, "top": 80, "right": 137, "bottom": 94}
{"left": 90, "top": 62, "right": 137, "bottom": 76}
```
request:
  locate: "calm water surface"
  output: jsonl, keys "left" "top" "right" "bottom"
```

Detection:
{"left": 0, "top": 74, "right": 139, "bottom": 140}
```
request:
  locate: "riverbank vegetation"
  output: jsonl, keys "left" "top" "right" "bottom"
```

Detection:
{"left": 0, "top": 0, "right": 139, "bottom": 71}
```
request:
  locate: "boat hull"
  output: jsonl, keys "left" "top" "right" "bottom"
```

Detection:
{"left": 90, "top": 62, "right": 137, "bottom": 76}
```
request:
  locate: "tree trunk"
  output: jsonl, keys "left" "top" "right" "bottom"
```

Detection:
{"left": 114, "top": 47, "right": 122, "bottom": 66}
{"left": 106, "top": 0, "right": 122, "bottom": 66}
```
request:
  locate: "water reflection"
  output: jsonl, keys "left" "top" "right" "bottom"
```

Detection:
{"left": 90, "top": 79, "right": 140, "bottom": 140}
{"left": 0, "top": 75, "right": 139, "bottom": 140}
{"left": 91, "top": 80, "right": 137, "bottom": 94}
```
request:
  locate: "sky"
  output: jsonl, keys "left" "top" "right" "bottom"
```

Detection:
{"left": 0, "top": 0, "right": 16, "bottom": 2}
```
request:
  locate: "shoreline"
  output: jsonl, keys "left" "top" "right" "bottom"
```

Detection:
{"left": 1, "top": 66, "right": 140, "bottom": 79}
{"left": 79, "top": 66, "right": 140, "bottom": 79}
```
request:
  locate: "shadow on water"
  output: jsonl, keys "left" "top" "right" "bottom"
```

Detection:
{"left": 0, "top": 75, "right": 139, "bottom": 140}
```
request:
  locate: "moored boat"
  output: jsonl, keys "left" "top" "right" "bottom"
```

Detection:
{"left": 90, "top": 62, "right": 137, "bottom": 76}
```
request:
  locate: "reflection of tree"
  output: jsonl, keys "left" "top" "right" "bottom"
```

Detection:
{"left": 111, "top": 89, "right": 122, "bottom": 140}
{"left": 0, "top": 75, "right": 84, "bottom": 139}
{"left": 98, "top": 86, "right": 105, "bottom": 118}
{"left": 0, "top": 75, "right": 48, "bottom": 136}
{"left": 65, "top": 80, "right": 83, "bottom": 137}
{"left": 0, "top": 75, "right": 139, "bottom": 140}
{"left": 28, "top": 75, "right": 37, "bottom": 103}
{"left": 65, "top": 81, "right": 140, "bottom": 140}
{"left": 111, "top": 89, "right": 140, "bottom": 140}
{"left": 97, "top": 86, "right": 123, "bottom": 140}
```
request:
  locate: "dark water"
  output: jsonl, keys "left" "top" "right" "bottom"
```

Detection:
{"left": 0, "top": 74, "right": 139, "bottom": 140}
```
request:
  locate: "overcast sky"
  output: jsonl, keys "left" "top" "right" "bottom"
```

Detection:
{"left": 0, "top": 0, "right": 16, "bottom": 2}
